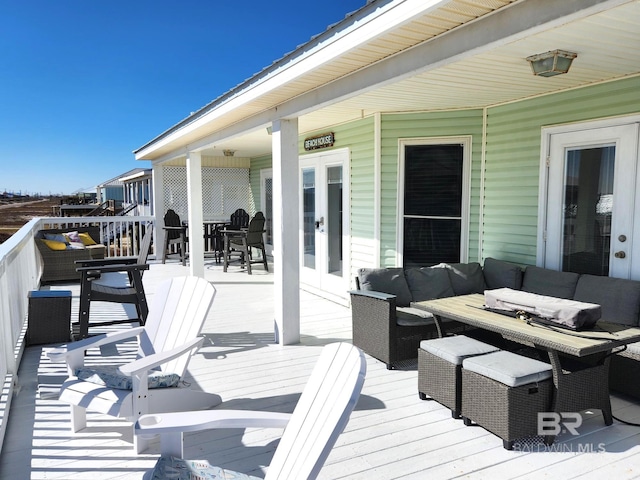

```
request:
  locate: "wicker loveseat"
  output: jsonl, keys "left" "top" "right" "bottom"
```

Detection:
{"left": 35, "top": 226, "right": 106, "bottom": 283}
{"left": 351, "top": 259, "right": 640, "bottom": 398}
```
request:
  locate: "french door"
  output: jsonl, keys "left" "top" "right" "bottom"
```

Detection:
{"left": 544, "top": 121, "right": 640, "bottom": 279}
{"left": 299, "top": 149, "right": 350, "bottom": 300}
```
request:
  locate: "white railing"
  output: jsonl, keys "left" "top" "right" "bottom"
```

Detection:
{"left": 0, "top": 215, "right": 155, "bottom": 453}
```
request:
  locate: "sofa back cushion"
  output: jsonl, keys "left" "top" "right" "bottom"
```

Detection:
{"left": 357, "top": 268, "right": 412, "bottom": 307}
{"left": 521, "top": 266, "right": 579, "bottom": 299}
{"left": 482, "top": 257, "right": 523, "bottom": 290}
{"left": 437, "top": 262, "right": 486, "bottom": 295}
{"left": 405, "top": 267, "right": 454, "bottom": 302}
{"left": 573, "top": 274, "right": 640, "bottom": 326}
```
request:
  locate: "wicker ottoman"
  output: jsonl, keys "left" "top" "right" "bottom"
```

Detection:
{"left": 27, "top": 290, "right": 72, "bottom": 345}
{"left": 418, "top": 335, "right": 499, "bottom": 418}
{"left": 461, "top": 350, "right": 553, "bottom": 450}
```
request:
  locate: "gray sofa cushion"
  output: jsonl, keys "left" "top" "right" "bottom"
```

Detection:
{"left": 483, "top": 257, "right": 523, "bottom": 290}
{"left": 358, "top": 268, "right": 412, "bottom": 307}
{"left": 439, "top": 262, "right": 486, "bottom": 295}
{"left": 573, "top": 274, "right": 640, "bottom": 326}
{"left": 396, "top": 307, "right": 436, "bottom": 326}
{"left": 521, "top": 266, "right": 579, "bottom": 299}
{"left": 405, "top": 267, "right": 454, "bottom": 302}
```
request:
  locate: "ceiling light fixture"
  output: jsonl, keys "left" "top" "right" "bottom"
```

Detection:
{"left": 526, "top": 49, "right": 577, "bottom": 77}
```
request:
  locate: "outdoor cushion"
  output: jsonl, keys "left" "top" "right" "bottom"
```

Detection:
{"left": 521, "top": 265, "right": 580, "bottom": 299}
{"left": 358, "top": 267, "right": 412, "bottom": 307}
{"left": 79, "top": 232, "right": 97, "bottom": 245}
{"left": 482, "top": 257, "right": 523, "bottom": 290}
{"left": 396, "top": 306, "right": 435, "bottom": 326}
{"left": 573, "top": 274, "right": 640, "bottom": 326}
{"left": 151, "top": 456, "right": 258, "bottom": 480}
{"left": 462, "top": 350, "right": 552, "bottom": 387}
{"left": 75, "top": 365, "right": 180, "bottom": 390}
{"left": 42, "top": 239, "right": 68, "bottom": 251}
{"left": 405, "top": 267, "right": 455, "bottom": 301}
{"left": 420, "top": 335, "right": 499, "bottom": 365}
{"left": 63, "top": 231, "right": 81, "bottom": 243}
{"left": 437, "top": 262, "right": 486, "bottom": 295}
{"left": 43, "top": 233, "right": 69, "bottom": 244}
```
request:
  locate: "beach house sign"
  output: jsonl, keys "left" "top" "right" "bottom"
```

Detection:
{"left": 304, "top": 132, "right": 335, "bottom": 151}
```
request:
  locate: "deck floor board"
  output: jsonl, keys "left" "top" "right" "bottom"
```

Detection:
{"left": 2, "top": 260, "right": 640, "bottom": 478}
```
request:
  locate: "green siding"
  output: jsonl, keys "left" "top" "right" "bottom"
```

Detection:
{"left": 483, "top": 76, "right": 640, "bottom": 266}
{"left": 249, "top": 154, "right": 271, "bottom": 212}
{"left": 380, "top": 110, "right": 485, "bottom": 267}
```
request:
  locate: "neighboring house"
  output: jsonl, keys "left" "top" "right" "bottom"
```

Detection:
{"left": 134, "top": 0, "right": 640, "bottom": 344}
{"left": 118, "top": 168, "right": 153, "bottom": 216}
{"left": 96, "top": 174, "right": 125, "bottom": 211}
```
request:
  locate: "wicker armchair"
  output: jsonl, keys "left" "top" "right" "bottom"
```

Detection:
{"left": 350, "top": 287, "right": 443, "bottom": 369}
{"left": 34, "top": 227, "right": 106, "bottom": 284}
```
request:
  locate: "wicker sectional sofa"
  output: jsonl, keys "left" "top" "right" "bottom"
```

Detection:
{"left": 35, "top": 227, "right": 106, "bottom": 283}
{"left": 351, "top": 258, "right": 640, "bottom": 399}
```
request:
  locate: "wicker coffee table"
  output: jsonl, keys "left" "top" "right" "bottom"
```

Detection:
{"left": 413, "top": 294, "right": 640, "bottom": 445}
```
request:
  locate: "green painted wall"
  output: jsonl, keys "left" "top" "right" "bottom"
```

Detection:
{"left": 250, "top": 154, "right": 271, "bottom": 212}
{"left": 249, "top": 76, "right": 640, "bottom": 278}
{"left": 483, "top": 76, "right": 640, "bottom": 266}
{"left": 379, "top": 110, "right": 484, "bottom": 267}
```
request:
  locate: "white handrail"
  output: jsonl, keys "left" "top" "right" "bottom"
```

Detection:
{"left": 0, "top": 214, "right": 155, "bottom": 453}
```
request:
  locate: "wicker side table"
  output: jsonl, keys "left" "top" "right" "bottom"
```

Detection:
{"left": 27, "top": 290, "right": 72, "bottom": 345}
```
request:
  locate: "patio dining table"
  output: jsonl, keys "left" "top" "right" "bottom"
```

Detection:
{"left": 412, "top": 293, "right": 640, "bottom": 444}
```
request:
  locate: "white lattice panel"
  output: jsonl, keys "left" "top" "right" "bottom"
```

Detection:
{"left": 163, "top": 166, "right": 253, "bottom": 220}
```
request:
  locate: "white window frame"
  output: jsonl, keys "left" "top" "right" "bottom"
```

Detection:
{"left": 397, "top": 136, "right": 472, "bottom": 266}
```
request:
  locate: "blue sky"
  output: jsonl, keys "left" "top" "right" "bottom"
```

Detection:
{"left": 0, "top": 1, "right": 366, "bottom": 195}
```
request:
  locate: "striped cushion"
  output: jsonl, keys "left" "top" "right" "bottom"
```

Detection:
{"left": 75, "top": 365, "right": 180, "bottom": 390}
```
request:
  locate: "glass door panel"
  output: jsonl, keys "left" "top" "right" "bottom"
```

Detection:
{"left": 326, "top": 165, "right": 343, "bottom": 277}
{"left": 561, "top": 146, "right": 614, "bottom": 275}
{"left": 302, "top": 168, "right": 316, "bottom": 269}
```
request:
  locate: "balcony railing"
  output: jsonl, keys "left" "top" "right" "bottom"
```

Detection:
{"left": 0, "top": 215, "right": 154, "bottom": 452}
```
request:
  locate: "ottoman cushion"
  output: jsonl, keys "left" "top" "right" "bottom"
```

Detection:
{"left": 420, "top": 335, "right": 499, "bottom": 365}
{"left": 463, "top": 350, "right": 552, "bottom": 387}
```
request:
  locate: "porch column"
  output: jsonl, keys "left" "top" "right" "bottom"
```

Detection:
{"left": 272, "top": 118, "right": 300, "bottom": 345}
{"left": 186, "top": 151, "right": 205, "bottom": 278}
{"left": 151, "top": 163, "right": 166, "bottom": 257}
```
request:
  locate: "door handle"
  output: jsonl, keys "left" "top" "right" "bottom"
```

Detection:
{"left": 615, "top": 251, "right": 626, "bottom": 259}
{"left": 315, "top": 217, "right": 324, "bottom": 229}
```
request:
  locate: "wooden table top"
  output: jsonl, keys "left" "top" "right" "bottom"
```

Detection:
{"left": 413, "top": 294, "right": 640, "bottom": 357}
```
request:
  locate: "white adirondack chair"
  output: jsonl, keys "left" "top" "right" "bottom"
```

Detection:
{"left": 48, "top": 275, "right": 220, "bottom": 453}
{"left": 135, "top": 342, "right": 367, "bottom": 480}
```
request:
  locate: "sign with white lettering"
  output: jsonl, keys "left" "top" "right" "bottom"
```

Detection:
{"left": 304, "top": 132, "right": 335, "bottom": 151}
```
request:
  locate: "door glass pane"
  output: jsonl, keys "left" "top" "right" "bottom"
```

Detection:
{"left": 562, "top": 146, "right": 614, "bottom": 275}
{"left": 302, "top": 168, "right": 316, "bottom": 269}
{"left": 404, "top": 144, "right": 463, "bottom": 267}
{"left": 327, "top": 166, "right": 342, "bottom": 276}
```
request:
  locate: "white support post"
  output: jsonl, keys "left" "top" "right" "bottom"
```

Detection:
{"left": 186, "top": 151, "right": 205, "bottom": 278}
{"left": 152, "top": 164, "right": 166, "bottom": 259}
{"left": 272, "top": 119, "right": 300, "bottom": 345}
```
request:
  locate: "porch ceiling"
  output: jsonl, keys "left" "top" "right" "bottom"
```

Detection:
{"left": 140, "top": 0, "right": 640, "bottom": 161}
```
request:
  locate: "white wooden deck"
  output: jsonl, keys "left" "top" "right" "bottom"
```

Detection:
{"left": 2, "top": 259, "right": 640, "bottom": 479}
